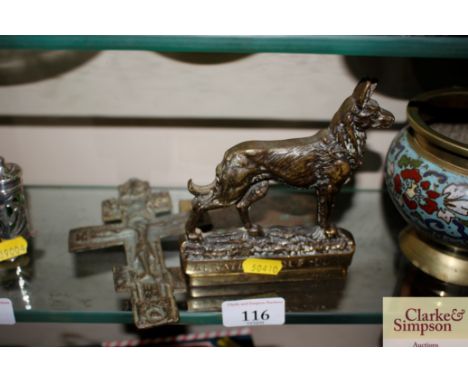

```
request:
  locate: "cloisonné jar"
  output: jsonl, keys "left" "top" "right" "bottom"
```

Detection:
{"left": 385, "top": 88, "right": 468, "bottom": 286}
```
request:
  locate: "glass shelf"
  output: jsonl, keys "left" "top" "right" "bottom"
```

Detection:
{"left": 0, "top": 185, "right": 407, "bottom": 326}
{"left": 0, "top": 36, "right": 467, "bottom": 59}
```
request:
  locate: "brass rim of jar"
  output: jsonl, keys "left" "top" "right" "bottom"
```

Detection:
{"left": 400, "top": 227, "right": 468, "bottom": 286}
{"left": 407, "top": 88, "right": 468, "bottom": 159}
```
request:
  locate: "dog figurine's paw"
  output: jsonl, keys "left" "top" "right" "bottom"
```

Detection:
{"left": 247, "top": 224, "right": 264, "bottom": 237}
{"left": 187, "top": 228, "right": 204, "bottom": 242}
{"left": 325, "top": 226, "right": 338, "bottom": 239}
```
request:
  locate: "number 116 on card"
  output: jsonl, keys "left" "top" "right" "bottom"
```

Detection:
{"left": 222, "top": 298, "right": 285, "bottom": 327}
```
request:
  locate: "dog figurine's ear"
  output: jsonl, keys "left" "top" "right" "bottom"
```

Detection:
{"left": 353, "top": 79, "right": 378, "bottom": 108}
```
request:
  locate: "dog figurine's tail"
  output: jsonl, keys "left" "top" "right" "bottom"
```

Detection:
{"left": 188, "top": 178, "right": 216, "bottom": 196}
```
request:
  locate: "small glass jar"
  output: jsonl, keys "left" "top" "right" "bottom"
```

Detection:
{"left": 0, "top": 156, "right": 29, "bottom": 242}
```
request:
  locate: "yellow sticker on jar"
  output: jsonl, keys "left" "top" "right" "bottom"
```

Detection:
{"left": 0, "top": 236, "right": 28, "bottom": 262}
{"left": 242, "top": 258, "right": 282, "bottom": 275}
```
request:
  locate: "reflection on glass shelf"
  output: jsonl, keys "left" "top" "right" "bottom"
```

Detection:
{"left": 0, "top": 185, "right": 407, "bottom": 325}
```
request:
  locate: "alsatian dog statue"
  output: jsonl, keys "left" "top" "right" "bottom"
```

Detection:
{"left": 185, "top": 79, "right": 394, "bottom": 242}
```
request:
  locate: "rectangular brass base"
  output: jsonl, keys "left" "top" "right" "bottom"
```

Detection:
{"left": 181, "top": 226, "right": 355, "bottom": 287}
{"left": 187, "top": 277, "right": 347, "bottom": 312}
{"left": 181, "top": 225, "right": 355, "bottom": 314}
{"left": 187, "top": 266, "right": 348, "bottom": 287}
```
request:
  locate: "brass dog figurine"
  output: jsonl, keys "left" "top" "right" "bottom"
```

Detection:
{"left": 185, "top": 79, "right": 394, "bottom": 241}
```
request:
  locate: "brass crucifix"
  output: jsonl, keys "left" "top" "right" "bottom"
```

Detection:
{"left": 68, "top": 179, "right": 187, "bottom": 328}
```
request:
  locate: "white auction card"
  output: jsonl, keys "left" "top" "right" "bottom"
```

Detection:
{"left": 222, "top": 297, "right": 285, "bottom": 327}
{"left": 0, "top": 298, "right": 15, "bottom": 325}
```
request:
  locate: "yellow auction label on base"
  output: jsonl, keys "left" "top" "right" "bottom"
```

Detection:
{"left": 242, "top": 258, "right": 282, "bottom": 275}
{"left": 383, "top": 297, "right": 468, "bottom": 347}
{"left": 0, "top": 236, "right": 28, "bottom": 262}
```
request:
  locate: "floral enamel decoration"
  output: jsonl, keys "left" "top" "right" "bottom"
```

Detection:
{"left": 393, "top": 168, "right": 440, "bottom": 214}
{"left": 440, "top": 184, "right": 468, "bottom": 222}
{"left": 385, "top": 130, "right": 468, "bottom": 247}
